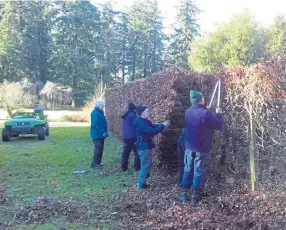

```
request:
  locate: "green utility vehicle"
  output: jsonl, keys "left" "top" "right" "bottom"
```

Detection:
{"left": 2, "top": 108, "right": 49, "bottom": 142}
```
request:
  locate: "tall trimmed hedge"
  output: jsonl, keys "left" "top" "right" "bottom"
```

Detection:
{"left": 105, "top": 68, "right": 222, "bottom": 169}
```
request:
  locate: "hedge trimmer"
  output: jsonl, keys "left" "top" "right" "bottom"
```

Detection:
{"left": 208, "top": 78, "right": 221, "bottom": 109}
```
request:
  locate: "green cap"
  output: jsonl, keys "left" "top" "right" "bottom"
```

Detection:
{"left": 190, "top": 90, "right": 203, "bottom": 104}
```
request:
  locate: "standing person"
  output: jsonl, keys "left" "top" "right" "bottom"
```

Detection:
{"left": 180, "top": 90, "right": 223, "bottom": 207}
{"left": 90, "top": 100, "right": 108, "bottom": 169}
{"left": 177, "top": 129, "right": 185, "bottom": 186}
{"left": 177, "top": 129, "right": 196, "bottom": 187}
{"left": 121, "top": 102, "right": 140, "bottom": 171}
{"left": 134, "top": 106, "right": 169, "bottom": 189}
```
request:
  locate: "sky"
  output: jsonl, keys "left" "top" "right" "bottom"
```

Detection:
{"left": 92, "top": 0, "right": 286, "bottom": 33}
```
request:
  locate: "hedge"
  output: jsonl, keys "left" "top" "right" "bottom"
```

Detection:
{"left": 105, "top": 68, "right": 222, "bottom": 170}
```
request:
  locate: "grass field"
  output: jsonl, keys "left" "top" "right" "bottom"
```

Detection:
{"left": 0, "top": 126, "right": 136, "bottom": 229}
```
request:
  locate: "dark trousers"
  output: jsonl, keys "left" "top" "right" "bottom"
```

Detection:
{"left": 177, "top": 136, "right": 185, "bottom": 185}
{"left": 91, "top": 139, "right": 104, "bottom": 168}
{"left": 121, "top": 139, "right": 140, "bottom": 171}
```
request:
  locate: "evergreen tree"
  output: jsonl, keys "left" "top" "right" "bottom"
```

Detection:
{"left": 50, "top": 0, "right": 101, "bottom": 105}
{"left": 168, "top": 0, "right": 200, "bottom": 68}
{"left": 0, "top": 1, "right": 53, "bottom": 82}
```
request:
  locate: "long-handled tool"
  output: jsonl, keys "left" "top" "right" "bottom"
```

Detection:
{"left": 208, "top": 79, "right": 221, "bottom": 109}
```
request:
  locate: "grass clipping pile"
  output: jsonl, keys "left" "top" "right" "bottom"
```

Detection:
{"left": 105, "top": 69, "right": 219, "bottom": 169}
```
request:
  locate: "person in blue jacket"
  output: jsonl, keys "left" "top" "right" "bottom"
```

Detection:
{"left": 121, "top": 102, "right": 140, "bottom": 171}
{"left": 134, "top": 106, "right": 169, "bottom": 189}
{"left": 90, "top": 100, "right": 108, "bottom": 169}
{"left": 180, "top": 90, "right": 223, "bottom": 207}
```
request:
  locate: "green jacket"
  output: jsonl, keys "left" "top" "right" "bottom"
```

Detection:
{"left": 90, "top": 108, "right": 108, "bottom": 141}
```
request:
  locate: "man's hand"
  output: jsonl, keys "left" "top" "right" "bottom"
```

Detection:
{"left": 102, "top": 132, "right": 108, "bottom": 138}
{"left": 216, "top": 107, "right": 222, "bottom": 114}
{"left": 162, "top": 120, "right": 170, "bottom": 127}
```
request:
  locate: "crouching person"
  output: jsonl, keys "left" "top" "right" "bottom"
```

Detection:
{"left": 180, "top": 90, "right": 223, "bottom": 207}
{"left": 90, "top": 100, "right": 108, "bottom": 169}
{"left": 121, "top": 102, "right": 140, "bottom": 171}
{"left": 134, "top": 106, "right": 169, "bottom": 189}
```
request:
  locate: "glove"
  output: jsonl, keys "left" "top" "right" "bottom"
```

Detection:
{"left": 162, "top": 120, "right": 170, "bottom": 127}
{"left": 216, "top": 107, "right": 222, "bottom": 114}
{"left": 102, "top": 132, "right": 108, "bottom": 138}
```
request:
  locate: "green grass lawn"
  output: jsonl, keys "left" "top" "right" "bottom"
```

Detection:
{"left": 0, "top": 126, "right": 136, "bottom": 230}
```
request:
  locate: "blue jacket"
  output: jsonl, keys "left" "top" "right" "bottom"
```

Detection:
{"left": 121, "top": 110, "right": 137, "bottom": 141}
{"left": 90, "top": 108, "right": 108, "bottom": 141}
{"left": 185, "top": 104, "right": 223, "bottom": 153}
{"left": 178, "top": 129, "right": 186, "bottom": 155}
{"left": 133, "top": 117, "right": 165, "bottom": 150}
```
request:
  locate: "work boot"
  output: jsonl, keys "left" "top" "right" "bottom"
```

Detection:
{"left": 146, "top": 172, "right": 150, "bottom": 179}
{"left": 179, "top": 189, "right": 188, "bottom": 203}
{"left": 121, "top": 165, "right": 128, "bottom": 171}
{"left": 137, "top": 183, "right": 149, "bottom": 189}
{"left": 191, "top": 190, "right": 202, "bottom": 207}
{"left": 191, "top": 196, "right": 198, "bottom": 207}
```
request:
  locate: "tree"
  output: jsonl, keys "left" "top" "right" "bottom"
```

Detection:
{"left": 50, "top": 0, "right": 101, "bottom": 106}
{"left": 95, "top": 0, "right": 118, "bottom": 84}
{"left": 125, "top": 0, "right": 166, "bottom": 81}
{"left": 168, "top": 0, "right": 200, "bottom": 68}
{"left": 267, "top": 15, "right": 286, "bottom": 55}
{"left": 189, "top": 11, "right": 269, "bottom": 72}
{"left": 0, "top": 1, "right": 53, "bottom": 83}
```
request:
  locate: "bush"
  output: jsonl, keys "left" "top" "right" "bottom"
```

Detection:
{"left": 39, "top": 81, "right": 72, "bottom": 110}
{"left": 60, "top": 114, "right": 88, "bottom": 123}
{"left": 105, "top": 68, "right": 219, "bottom": 169}
{"left": 0, "top": 78, "right": 38, "bottom": 117}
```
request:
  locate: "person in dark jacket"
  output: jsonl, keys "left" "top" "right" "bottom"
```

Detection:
{"left": 134, "top": 106, "right": 169, "bottom": 189}
{"left": 121, "top": 102, "right": 140, "bottom": 171}
{"left": 177, "top": 130, "right": 185, "bottom": 186}
{"left": 180, "top": 90, "right": 223, "bottom": 207}
{"left": 90, "top": 100, "right": 108, "bottom": 169}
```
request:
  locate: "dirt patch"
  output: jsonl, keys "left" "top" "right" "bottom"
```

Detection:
{"left": 2, "top": 171, "right": 286, "bottom": 229}
{"left": 107, "top": 170, "right": 286, "bottom": 230}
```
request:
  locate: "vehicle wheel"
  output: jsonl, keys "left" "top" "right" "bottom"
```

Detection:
{"left": 2, "top": 128, "right": 11, "bottom": 142}
{"left": 46, "top": 127, "right": 49, "bottom": 136}
{"left": 37, "top": 127, "right": 45, "bottom": 141}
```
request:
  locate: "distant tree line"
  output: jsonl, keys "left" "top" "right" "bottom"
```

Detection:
{"left": 0, "top": 0, "right": 285, "bottom": 105}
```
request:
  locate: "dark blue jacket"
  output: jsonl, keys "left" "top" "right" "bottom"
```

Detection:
{"left": 121, "top": 110, "right": 137, "bottom": 141}
{"left": 185, "top": 104, "right": 223, "bottom": 153}
{"left": 90, "top": 108, "right": 108, "bottom": 141}
{"left": 178, "top": 129, "right": 186, "bottom": 155}
{"left": 133, "top": 117, "right": 165, "bottom": 150}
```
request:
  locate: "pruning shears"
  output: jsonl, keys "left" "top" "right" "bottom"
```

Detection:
{"left": 208, "top": 78, "right": 221, "bottom": 109}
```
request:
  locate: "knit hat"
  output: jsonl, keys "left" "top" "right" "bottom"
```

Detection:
{"left": 128, "top": 102, "right": 136, "bottom": 111}
{"left": 190, "top": 90, "right": 203, "bottom": 104}
{"left": 94, "top": 100, "right": 105, "bottom": 110}
{"left": 136, "top": 106, "right": 148, "bottom": 116}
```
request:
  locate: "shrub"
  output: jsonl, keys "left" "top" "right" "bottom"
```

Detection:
{"left": 0, "top": 78, "right": 38, "bottom": 117}
{"left": 60, "top": 114, "right": 88, "bottom": 123}
{"left": 39, "top": 81, "right": 72, "bottom": 110}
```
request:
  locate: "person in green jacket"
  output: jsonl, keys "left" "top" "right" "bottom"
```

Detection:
{"left": 90, "top": 100, "right": 108, "bottom": 168}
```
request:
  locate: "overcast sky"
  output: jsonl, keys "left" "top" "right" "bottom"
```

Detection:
{"left": 91, "top": 0, "right": 286, "bottom": 33}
